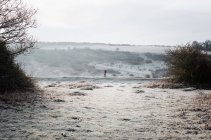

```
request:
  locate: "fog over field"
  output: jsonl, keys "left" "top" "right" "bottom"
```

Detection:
{"left": 2, "top": 0, "right": 211, "bottom": 139}
{"left": 17, "top": 42, "right": 167, "bottom": 78}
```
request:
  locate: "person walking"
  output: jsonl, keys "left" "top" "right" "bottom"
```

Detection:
{"left": 104, "top": 70, "right": 107, "bottom": 77}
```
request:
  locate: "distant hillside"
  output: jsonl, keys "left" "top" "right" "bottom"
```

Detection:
{"left": 17, "top": 48, "right": 166, "bottom": 78}
{"left": 35, "top": 42, "right": 173, "bottom": 53}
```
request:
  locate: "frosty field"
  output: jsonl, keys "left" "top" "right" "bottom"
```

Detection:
{"left": 0, "top": 79, "right": 210, "bottom": 140}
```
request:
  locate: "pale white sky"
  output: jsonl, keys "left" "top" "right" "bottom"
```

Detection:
{"left": 26, "top": 0, "right": 211, "bottom": 45}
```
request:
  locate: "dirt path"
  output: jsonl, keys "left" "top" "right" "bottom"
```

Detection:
{"left": 0, "top": 81, "right": 211, "bottom": 139}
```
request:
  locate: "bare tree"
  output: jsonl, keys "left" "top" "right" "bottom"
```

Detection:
{"left": 0, "top": 0, "right": 37, "bottom": 56}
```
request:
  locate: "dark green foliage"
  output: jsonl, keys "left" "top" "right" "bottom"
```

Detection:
{"left": 0, "top": 41, "right": 35, "bottom": 93}
{"left": 166, "top": 44, "right": 211, "bottom": 85}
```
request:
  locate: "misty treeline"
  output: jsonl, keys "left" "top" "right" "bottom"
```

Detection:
{"left": 17, "top": 48, "right": 165, "bottom": 77}
{"left": 22, "top": 48, "right": 163, "bottom": 66}
{"left": 0, "top": 0, "right": 36, "bottom": 93}
{"left": 191, "top": 40, "right": 211, "bottom": 51}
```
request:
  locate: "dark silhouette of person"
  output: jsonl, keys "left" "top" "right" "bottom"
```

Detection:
{"left": 104, "top": 70, "right": 107, "bottom": 77}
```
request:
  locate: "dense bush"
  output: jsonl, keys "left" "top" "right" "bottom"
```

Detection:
{"left": 0, "top": 41, "right": 35, "bottom": 93}
{"left": 166, "top": 44, "right": 211, "bottom": 85}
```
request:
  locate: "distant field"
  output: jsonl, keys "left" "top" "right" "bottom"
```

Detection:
{"left": 17, "top": 43, "right": 167, "bottom": 78}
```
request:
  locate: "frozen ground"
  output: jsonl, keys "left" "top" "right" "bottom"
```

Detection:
{"left": 0, "top": 80, "right": 211, "bottom": 139}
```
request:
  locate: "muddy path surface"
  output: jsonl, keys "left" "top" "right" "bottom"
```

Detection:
{"left": 0, "top": 81, "right": 211, "bottom": 140}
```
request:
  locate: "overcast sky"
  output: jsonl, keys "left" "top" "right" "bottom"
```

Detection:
{"left": 26, "top": 0, "right": 211, "bottom": 45}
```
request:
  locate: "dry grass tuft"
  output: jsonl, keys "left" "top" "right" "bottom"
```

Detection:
{"left": 0, "top": 89, "right": 43, "bottom": 105}
{"left": 189, "top": 92, "right": 211, "bottom": 130}
{"left": 194, "top": 92, "right": 211, "bottom": 108}
{"left": 146, "top": 79, "right": 186, "bottom": 89}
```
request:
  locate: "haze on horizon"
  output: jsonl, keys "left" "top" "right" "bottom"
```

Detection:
{"left": 26, "top": 0, "right": 211, "bottom": 46}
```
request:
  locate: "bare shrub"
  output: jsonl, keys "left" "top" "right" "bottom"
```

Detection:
{"left": 0, "top": 41, "right": 35, "bottom": 93}
{"left": 166, "top": 44, "right": 211, "bottom": 85}
{"left": 0, "top": 0, "right": 37, "bottom": 56}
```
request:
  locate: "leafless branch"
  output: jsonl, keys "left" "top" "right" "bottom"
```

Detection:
{"left": 0, "top": 0, "right": 37, "bottom": 56}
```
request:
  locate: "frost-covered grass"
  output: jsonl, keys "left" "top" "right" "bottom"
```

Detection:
{"left": 1, "top": 80, "right": 211, "bottom": 139}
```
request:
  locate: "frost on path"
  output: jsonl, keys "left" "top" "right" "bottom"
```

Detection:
{"left": 0, "top": 81, "right": 210, "bottom": 139}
